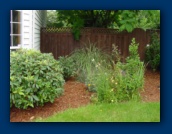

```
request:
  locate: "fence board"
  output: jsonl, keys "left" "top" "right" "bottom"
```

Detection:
{"left": 40, "top": 27, "right": 160, "bottom": 61}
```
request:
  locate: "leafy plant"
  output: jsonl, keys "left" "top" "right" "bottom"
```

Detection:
{"left": 71, "top": 17, "right": 84, "bottom": 40}
{"left": 94, "top": 69, "right": 115, "bottom": 103}
{"left": 47, "top": 10, "right": 160, "bottom": 40}
{"left": 136, "top": 10, "right": 160, "bottom": 30}
{"left": 10, "top": 49, "right": 65, "bottom": 109}
{"left": 145, "top": 32, "right": 160, "bottom": 71}
{"left": 118, "top": 10, "right": 137, "bottom": 32}
{"left": 58, "top": 55, "right": 76, "bottom": 80}
{"left": 112, "top": 38, "right": 145, "bottom": 102}
{"left": 92, "top": 39, "right": 144, "bottom": 103}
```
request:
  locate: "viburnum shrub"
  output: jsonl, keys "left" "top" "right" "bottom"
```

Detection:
{"left": 10, "top": 49, "right": 65, "bottom": 109}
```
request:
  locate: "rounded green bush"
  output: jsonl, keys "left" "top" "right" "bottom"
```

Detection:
{"left": 145, "top": 32, "right": 160, "bottom": 71}
{"left": 10, "top": 49, "right": 65, "bottom": 109}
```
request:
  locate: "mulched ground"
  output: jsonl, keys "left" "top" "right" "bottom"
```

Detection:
{"left": 140, "top": 69, "right": 160, "bottom": 102}
{"left": 10, "top": 69, "right": 160, "bottom": 122}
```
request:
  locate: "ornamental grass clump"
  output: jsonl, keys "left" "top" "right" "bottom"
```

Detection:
{"left": 70, "top": 43, "right": 114, "bottom": 91}
{"left": 10, "top": 49, "right": 65, "bottom": 109}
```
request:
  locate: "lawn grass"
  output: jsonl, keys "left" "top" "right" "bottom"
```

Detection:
{"left": 35, "top": 102, "right": 160, "bottom": 122}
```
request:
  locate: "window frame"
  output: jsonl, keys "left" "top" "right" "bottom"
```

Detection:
{"left": 10, "top": 10, "right": 22, "bottom": 49}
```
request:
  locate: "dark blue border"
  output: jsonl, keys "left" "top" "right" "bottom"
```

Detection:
{"left": 0, "top": 0, "right": 171, "bottom": 133}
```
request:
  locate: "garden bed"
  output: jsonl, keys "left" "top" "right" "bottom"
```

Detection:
{"left": 140, "top": 69, "right": 160, "bottom": 102}
{"left": 10, "top": 69, "right": 160, "bottom": 122}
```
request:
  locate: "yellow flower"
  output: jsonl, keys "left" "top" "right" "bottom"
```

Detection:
{"left": 111, "top": 100, "right": 114, "bottom": 102}
{"left": 115, "top": 82, "right": 118, "bottom": 85}
{"left": 88, "top": 84, "right": 91, "bottom": 87}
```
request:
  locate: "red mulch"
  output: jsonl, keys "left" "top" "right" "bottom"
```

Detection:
{"left": 10, "top": 69, "right": 160, "bottom": 122}
{"left": 140, "top": 69, "right": 160, "bottom": 102}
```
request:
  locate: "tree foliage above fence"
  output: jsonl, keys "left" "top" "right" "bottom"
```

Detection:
{"left": 47, "top": 10, "right": 160, "bottom": 30}
{"left": 47, "top": 10, "right": 160, "bottom": 40}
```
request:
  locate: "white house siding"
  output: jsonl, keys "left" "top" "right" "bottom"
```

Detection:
{"left": 22, "top": 10, "right": 46, "bottom": 50}
{"left": 32, "top": 10, "right": 47, "bottom": 50}
{"left": 22, "top": 10, "right": 33, "bottom": 49}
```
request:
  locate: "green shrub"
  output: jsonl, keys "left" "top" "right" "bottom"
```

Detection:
{"left": 58, "top": 56, "right": 76, "bottom": 80}
{"left": 112, "top": 38, "right": 145, "bottom": 102}
{"left": 145, "top": 32, "right": 160, "bottom": 71}
{"left": 10, "top": 49, "right": 65, "bottom": 109}
{"left": 89, "top": 39, "right": 144, "bottom": 103}
{"left": 93, "top": 39, "right": 144, "bottom": 103}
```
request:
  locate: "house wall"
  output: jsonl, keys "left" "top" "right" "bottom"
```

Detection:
{"left": 22, "top": 10, "right": 33, "bottom": 49}
{"left": 22, "top": 10, "right": 46, "bottom": 50}
{"left": 32, "top": 10, "right": 47, "bottom": 50}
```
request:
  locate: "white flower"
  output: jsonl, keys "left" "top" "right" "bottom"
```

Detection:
{"left": 146, "top": 44, "right": 150, "bottom": 47}
{"left": 92, "top": 59, "right": 95, "bottom": 62}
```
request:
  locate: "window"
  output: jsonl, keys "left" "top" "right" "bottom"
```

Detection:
{"left": 10, "top": 10, "right": 22, "bottom": 49}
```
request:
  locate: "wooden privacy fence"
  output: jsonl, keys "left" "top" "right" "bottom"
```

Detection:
{"left": 40, "top": 27, "right": 160, "bottom": 61}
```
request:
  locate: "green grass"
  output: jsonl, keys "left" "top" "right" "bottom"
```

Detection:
{"left": 35, "top": 102, "right": 160, "bottom": 122}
